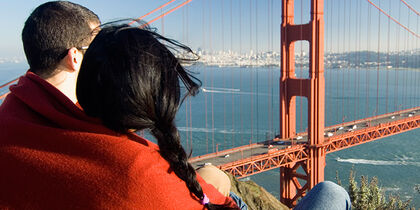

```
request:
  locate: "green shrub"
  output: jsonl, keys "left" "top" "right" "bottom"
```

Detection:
{"left": 337, "top": 168, "right": 414, "bottom": 210}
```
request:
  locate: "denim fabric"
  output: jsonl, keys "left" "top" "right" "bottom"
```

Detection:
{"left": 229, "top": 191, "right": 248, "bottom": 210}
{"left": 294, "top": 181, "right": 352, "bottom": 210}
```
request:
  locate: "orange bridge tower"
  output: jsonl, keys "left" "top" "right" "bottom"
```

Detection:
{"left": 279, "top": 0, "right": 325, "bottom": 207}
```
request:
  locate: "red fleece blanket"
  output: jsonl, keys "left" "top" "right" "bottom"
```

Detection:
{"left": 0, "top": 72, "right": 237, "bottom": 209}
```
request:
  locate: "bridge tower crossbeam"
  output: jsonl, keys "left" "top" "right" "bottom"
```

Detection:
{"left": 280, "top": 0, "right": 325, "bottom": 207}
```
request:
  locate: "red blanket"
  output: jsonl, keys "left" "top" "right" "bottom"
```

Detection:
{"left": 0, "top": 72, "right": 237, "bottom": 209}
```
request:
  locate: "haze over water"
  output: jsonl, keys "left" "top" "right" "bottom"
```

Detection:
{"left": 1, "top": 63, "right": 420, "bottom": 206}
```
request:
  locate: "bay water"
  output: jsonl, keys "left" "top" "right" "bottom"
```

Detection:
{"left": 176, "top": 65, "right": 420, "bottom": 207}
{"left": 1, "top": 63, "right": 419, "bottom": 206}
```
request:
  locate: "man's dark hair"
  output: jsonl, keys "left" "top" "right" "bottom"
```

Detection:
{"left": 22, "top": 1, "right": 100, "bottom": 78}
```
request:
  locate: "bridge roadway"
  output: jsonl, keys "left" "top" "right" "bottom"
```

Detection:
{"left": 189, "top": 107, "right": 420, "bottom": 176}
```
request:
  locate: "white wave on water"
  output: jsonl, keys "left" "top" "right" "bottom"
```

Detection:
{"left": 201, "top": 87, "right": 240, "bottom": 92}
{"left": 335, "top": 157, "right": 420, "bottom": 167}
{"left": 201, "top": 87, "right": 240, "bottom": 94}
{"left": 200, "top": 87, "right": 272, "bottom": 96}
{"left": 382, "top": 187, "right": 400, "bottom": 192}
{"left": 397, "top": 155, "right": 415, "bottom": 161}
{"left": 178, "top": 126, "right": 273, "bottom": 135}
{"left": 178, "top": 127, "right": 238, "bottom": 134}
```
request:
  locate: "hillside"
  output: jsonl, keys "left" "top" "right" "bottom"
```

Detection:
{"left": 227, "top": 173, "right": 289, "bottom": 210}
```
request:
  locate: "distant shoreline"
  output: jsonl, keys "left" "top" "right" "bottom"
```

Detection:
{"left": 189, "top": 63, "right": 420, "bottom": 71}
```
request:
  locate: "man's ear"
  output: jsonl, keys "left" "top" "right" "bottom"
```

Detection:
{"left": 65, "top": 47, "right": 84, "bottom": 72}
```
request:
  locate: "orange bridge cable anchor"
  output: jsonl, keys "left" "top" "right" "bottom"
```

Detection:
{"left": 366, "top": 0, "right": 420, "bottom": 39}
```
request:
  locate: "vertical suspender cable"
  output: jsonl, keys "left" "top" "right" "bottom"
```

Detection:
{"left": 268, "top": 0, "right": 273, "bottom": 136}
{"left": 405, "top": 0, "right": 409, "bottom": 107}
{"left": 204, "top": 0, "right": 209, "bottom": 153}
{"left": 336, "top": 0, "right": 340, "bottom": 124}
{"left": 327, "top": 0, "right": 332, "bottom": 125}
{"left": 256, "top": 0, "right": 259, "bottom": 141}
{"left": 348, "top": 0, "right": 353, "bottom": 119}
{"left": 230, "top": 0, "right": 235, "bottom": 147}
{"left": 357, "top": 0, "right": 362, "bottom": 121}
{"left": 270, "top": 0, "right": 274, "bottom": 133}
{"left": 240, "top": 0, "right": 244, "bottom": 146}
{"left": 186, "top": 3, "right": 193, "bottom": 153}
{"left": 182, "top": 5, "right": 189, "bottom": 152}
{"left": 210, "top": 2, "right": 215, "bottom": 153}
{"left": 348, "top": 0, "right": 354, "bottom": 121}
{"left": 366, "top": 3, "right": 371, "bottom": 118}
{"left": 267, "top": 0, "right": 274, "bottom": 137}
{"left": 386, "top": 0, "right": 391, "bottom": 114}
{"left": 376, "top": 0, "right": 381, "bottom": 117}
{"left": 222, "top": 0, "right": 226, "bottom": 150}
{"left": 416, "top": 14, "right": 419, "bottom": 107}
{"left": 271, "top": 0, "right": 275, "bottom": 136}
{"left": 250, "top": 0, "right": 254, "bottom": 143}
{"left": 349, "top": 0, "right": 356, "bottom": 121}
{"left": 396, "top": 1, "right": 401, "bottom": 112}
{"left": 403, "top": 10, "right": 410, "bottom": 109}
{"left": 342, "top": 0, "right": 346, "bottom": 123}
{"left": 354, "top": 0, "right": 359, "bottom": 120}
{"left": 410, "top": 14, "right": 415, "bottom": 108}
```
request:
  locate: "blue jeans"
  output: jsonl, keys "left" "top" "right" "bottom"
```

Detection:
{"left": 230, "top": 191, "right": 248, "bottom": 210}
{"left": 294, "top": 181, "right": 351, "bottom": 210}
{"left": 230, "top": 181, "right": 350, "bottom": 210}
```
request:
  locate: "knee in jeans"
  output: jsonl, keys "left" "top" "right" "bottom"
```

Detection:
{"left": 316, "top": 181, "right": 347, "bottom": 194}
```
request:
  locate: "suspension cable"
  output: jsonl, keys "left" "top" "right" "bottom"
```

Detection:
{"left": 367, "top": 0, "right": 420, "bottom": 39}
{"left": 400, "top": 0, "right": 420, "bottom": 16}
{"left": 129, "top": 0, "right": 176, "bottom": 24}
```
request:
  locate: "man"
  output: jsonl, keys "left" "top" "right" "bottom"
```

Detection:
{"left": 21, "top": 1, "right": 100, "bottom": 103}
{"left": 0, "top": 1, "right": 104, "bottom": 208}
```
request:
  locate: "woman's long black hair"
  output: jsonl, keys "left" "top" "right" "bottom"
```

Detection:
{"left": 76, "top": 24, "right": 234, "bottom": 209}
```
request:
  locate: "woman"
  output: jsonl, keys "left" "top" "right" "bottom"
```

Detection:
{"left": 76, "top": 24, "right": 240, "bottom": 209}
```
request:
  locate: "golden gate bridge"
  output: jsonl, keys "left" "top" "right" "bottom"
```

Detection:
{"left": 1, "top": 0, "right": 420, "bottom": 208}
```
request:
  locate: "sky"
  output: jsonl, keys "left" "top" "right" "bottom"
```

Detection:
{"left": 1, "top": 0, "right": 420, "bottom": 59}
